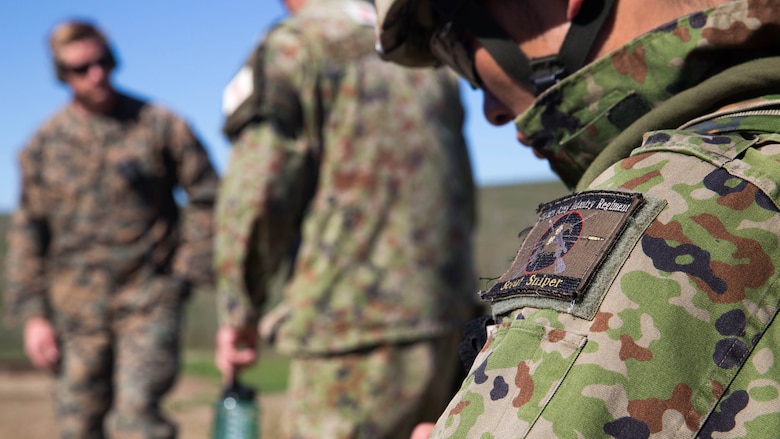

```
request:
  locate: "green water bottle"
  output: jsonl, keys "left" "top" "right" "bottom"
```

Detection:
{"left": 211, "top": 376, "right": 260, "bottom": 439}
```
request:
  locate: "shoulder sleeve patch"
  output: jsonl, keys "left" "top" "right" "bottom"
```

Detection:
{"left": 481, "top": 190, "right": 664, "bottom": 320}
{"left": 222, "top": 65, "right": 254, "bottom": 117}
{"left": 221, "top": 43, "right": 267, "bottom": 140}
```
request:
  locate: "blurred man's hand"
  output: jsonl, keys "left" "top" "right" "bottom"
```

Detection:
{"left": 24, "top": 317, "right": 60, "bottom": 372}
{"left": 410, "top": 423, "right": 435, "bottom": 439}
{"left": 215, "top": 325, "right": 259, "bottom": 383}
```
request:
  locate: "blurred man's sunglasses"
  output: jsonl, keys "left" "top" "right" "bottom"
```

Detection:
{"left": 59, "top": 55, "right": 113, "bottom": 76}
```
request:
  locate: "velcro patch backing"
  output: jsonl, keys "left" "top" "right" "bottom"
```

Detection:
{"left": 481, "top": 191, "right": 645, "bottom": 307}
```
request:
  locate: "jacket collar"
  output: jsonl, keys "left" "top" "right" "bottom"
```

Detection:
{"left": 514, "top": 0, "right": 780, "bottom": 189}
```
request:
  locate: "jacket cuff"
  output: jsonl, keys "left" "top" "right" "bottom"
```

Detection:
{"left": 217, "top": 295, "right": 260, "bottom": 331}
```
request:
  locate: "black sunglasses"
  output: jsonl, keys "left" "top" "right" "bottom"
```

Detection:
{"left": 59, "top": 54, "right": 113, "bottom": 76}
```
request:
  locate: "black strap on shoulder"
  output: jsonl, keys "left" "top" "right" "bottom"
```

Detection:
{"left": 462, "top": 1, "right": 534, "bottom": 90}
{"left": 461, "top": 0, "right": 616, "bottom": 95}
{"left": 529, "top": 0, "right": 616, "bottom": 94}
{"left": 458, "top": 314, "right": 495, "bottom": 372}
{"left": 557, "top": 0, "right": 616, "bottom": 76}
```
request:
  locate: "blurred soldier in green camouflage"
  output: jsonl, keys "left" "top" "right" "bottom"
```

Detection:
{"left": 213, "top": 0, "right": 477, "bottom": 437}
{"left": 375, "top": 0, "right": 780, "bottom": 437}
{"left": 4, "top": 20, "right": 218, "bottom": 439}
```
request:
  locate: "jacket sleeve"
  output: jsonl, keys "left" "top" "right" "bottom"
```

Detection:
{"left": 4, "top": 143, "right": 51, "bottom": 326}
{"left": 167, "top": 117, "right": 220, "bottom": 287}
{"left": 216, "top": 26, "right": 317, "bottom": 330}
{"left": 215, "top": 121, "right": 315, "bottom": 330}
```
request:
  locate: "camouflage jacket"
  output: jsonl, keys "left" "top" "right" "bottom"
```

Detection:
{"left": 432, "top": 0, "right": 780, "bottom": 437}
{"left": 216, "top": 0, "right": 476, "bottom": 354}
{"left": 5, "top": 92, "right": 218, "bottom": 327}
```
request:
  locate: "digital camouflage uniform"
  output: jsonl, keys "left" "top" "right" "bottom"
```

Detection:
{"left": 384, "top": 0, "right": 780, "bottom": 437}
{"left": 5, "top": 92, "right": 218, "bottom": 439}
{"left": 215, "top": 0, "right": 476, "bottom": 437}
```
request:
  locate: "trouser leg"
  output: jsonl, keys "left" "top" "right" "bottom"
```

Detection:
{"left": 107, "top": 291, "right": 183, "bottom": 439}
{"left": 55, "top": 331, "right": 113, "bottom": 439}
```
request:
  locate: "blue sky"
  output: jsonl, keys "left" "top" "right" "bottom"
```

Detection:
{"left": 0, "top": 0, "right": 557, "bottom": 213}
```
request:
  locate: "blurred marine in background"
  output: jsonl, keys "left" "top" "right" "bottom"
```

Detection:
{"left": 214, "top": 0, "right": 477, "bottom": 437}
{"left": 376, "top": 0, "right": 780, "bottom": 437}
{"left": 4, "top": 20, "right": 219, "bottom": 439}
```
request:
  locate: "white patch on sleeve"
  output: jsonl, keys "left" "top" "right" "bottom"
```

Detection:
{"left": 344, "top": 1, "right": 376, "bottom": 27}
{"left": 221, "top": 66, "right": 254, "bottom": 116}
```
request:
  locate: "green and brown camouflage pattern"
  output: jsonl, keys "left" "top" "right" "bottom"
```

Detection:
{"left": 4, "top": 92, "right": 218, "bottom": 438}
{"left": 282, "top": 331, "right": 462, "bottom": 439}
{"left": 217, "top": 0, "right": 476, "bottom": 436}
{"left": 215, "top": 0, "right": 477, "bottom": 355}
{"left": 516, "top": 0, "right": 780, "bottom": 190}
{"left": 428, "top": 0, "right": 780, "bottom": 437}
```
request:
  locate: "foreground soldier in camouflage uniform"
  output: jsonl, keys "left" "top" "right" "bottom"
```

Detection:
{"left": 376, "top": 0, "right": 780, "bottom": 437}
{"left": 214, "top": 0, "right": 477, "bottom": 437}
{"left": 4, "top": 21, "right": 218, "bottom": 438}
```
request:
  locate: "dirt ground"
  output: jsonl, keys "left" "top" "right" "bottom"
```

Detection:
{"left": 0, "top": 365, "right": 286, "bottom": 438}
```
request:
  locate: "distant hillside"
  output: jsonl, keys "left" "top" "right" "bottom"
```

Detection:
{"left": 0, "top": 180, "right": 569, "bottom": 357}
